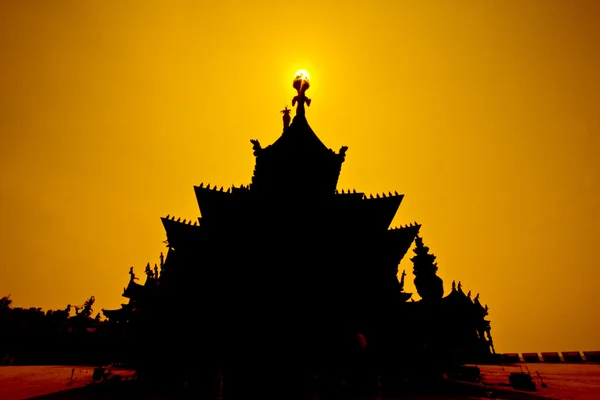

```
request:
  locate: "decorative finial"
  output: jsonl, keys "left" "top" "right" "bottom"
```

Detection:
{"left": 292, "top": 70, "right": 311, "bottom": 117}
{"left": 281, "top": 106, "right": 292, "bottom": 131}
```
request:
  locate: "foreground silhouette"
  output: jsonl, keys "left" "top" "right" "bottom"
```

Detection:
{"left": 101, "top": 72, "right": 494, "bottom": 399}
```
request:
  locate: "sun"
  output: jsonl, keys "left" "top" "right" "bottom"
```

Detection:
{"left": 293, "top": 69, "right": 311, "bottom": 93}
{"left": 294, "top": 69, "right": 310, "bottom": 81}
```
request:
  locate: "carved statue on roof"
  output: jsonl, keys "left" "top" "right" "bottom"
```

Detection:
{"left": 399, "top": 270, "right": 407, "bottom": 292}
{"left": 145, "top": 263, "right": 153, "bottom": 279}
{"left": 129, "top": 266, "right": 138, "bottom": 282}
{"left": 160, "top": 252, "right": 164, "bottom": 268}
{"left": 485, "top": 325, "right": 495, "bottom": 354}
{"left": 281, "top": 106, "right": 292, "bottom": 131}
{"left": 339, "top": 146, "right": 349, "bottom": 161}
{"left": 452, "top": 280, "right": 456, "bottom": 292}
{"left": 250, "top": 139, "right": 262, "bottom": 156}
{"left": 292, "top": 70, "right": 311, "bottom": 117}
{"left": 154, "top": 264, "right": 159, "bottom": 279}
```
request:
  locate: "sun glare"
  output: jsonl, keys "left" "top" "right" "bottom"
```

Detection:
{"left": 295, "top": 69, "right": 310, "bottom": 81}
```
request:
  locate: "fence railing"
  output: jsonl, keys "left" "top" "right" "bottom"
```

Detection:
{"left": 495, "top": 351, "right": 600, "bottom": 363}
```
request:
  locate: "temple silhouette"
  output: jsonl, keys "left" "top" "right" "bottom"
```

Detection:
{"left": 102, "top": 71, "right": 495, "bottom": 398}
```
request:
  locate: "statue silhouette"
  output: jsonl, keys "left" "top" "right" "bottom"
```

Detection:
{"left": 129, "top": 267, "right": 138, "bottom": 281}
{"left": 399, "top": 270, "right": 407, "bottom": 292}
{"left": 281, "top": 106, "right": 291, "bottom": 131}
{"left": 292, "top": 71, "right": 311, "bottom": 117}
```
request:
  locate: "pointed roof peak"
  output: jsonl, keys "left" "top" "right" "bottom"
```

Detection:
{"left": 248, "top": 73, "right": 348, "bottom": 195}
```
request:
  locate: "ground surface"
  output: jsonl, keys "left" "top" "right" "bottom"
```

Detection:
{"left": 0, "top": 363, "right": 598, "bottom": 399}
{"left": 478, "top": 363, "right": 600, "bottom": 400}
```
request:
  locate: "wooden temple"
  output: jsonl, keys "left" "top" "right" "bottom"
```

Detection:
{"left": 102, "top": 71, "right": 495, "bottom": 398}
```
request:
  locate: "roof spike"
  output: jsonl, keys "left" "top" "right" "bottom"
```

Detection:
{"left": 389, "top": 191, "right": 392, "bottom": 196}
{"left": 376, "top": 193, "right": 380, "bottom": 198}
{"left": 183, "top": 219, "right": 187, "bottom": 223}
{"left": 206, "top": 183, "right": 211, "bottom": 189}
{"left": 166, "top": 214, "right": 170, "bottom": 218}
{"left": 176, "top": 217, "right": 181, "bottom": 222}
{"left": 342, "top": 189, "right": 345, "bottom": 194}
{"left": 199, "top": 183, "right": 204, "bottom": 188}
{"left": 395, "top": 190, "right": 398, "bottom": 195}
{"left": 220, "top": 186, "right": 223, "bottom": 191}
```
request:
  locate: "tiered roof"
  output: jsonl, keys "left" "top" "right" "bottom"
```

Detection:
{"left": 250, "top": 113, "right": 347, "bottom": 197}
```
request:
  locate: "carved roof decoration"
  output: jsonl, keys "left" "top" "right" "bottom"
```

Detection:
{"left": 473, "top": 294, "right": 488, "bottom": 315}
{"left": 161, "top": 216, "right": 202, "bottom": 250}
{"left": 384, "top": 223, "right": 421, "bottom": 264}
{"left": 194, "top": 184, "right": 251, "bottom": 224}
{"left": 123, "top": 280, "right": 145, "bottom": 299}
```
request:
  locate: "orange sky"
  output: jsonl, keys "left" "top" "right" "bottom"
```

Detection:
{"left": 1, "top": 1, "right": 599, "bottom": 354}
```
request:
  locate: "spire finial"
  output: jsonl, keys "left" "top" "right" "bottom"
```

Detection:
{"left": 292, "top": 70, "right": 311, "bottom": 117}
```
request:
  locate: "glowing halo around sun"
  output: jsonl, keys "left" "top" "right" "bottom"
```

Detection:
{"left": 294, "top": 69, "right": 310, "bottom": 81}
{"left": 293, "top": 69, "right": 310, "bottom": 93}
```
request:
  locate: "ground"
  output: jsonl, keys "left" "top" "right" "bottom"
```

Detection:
{"left": 0, "top": 363, "right": 599, "bottom": 399}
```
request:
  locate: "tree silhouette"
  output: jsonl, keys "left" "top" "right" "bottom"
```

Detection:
{"left": 0, "top": 295, "right": 12, "bottom": 311}
{"left": 79, "top": 296, "right": 95, "bottom": 319}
